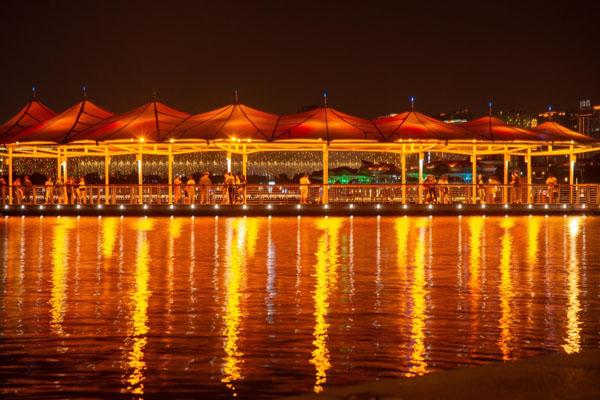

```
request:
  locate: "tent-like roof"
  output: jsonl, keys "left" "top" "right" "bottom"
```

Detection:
{"left": 167, "top": 103, "right": 277, "bottom": 142}
{"left": 0, "top": 100, "right": 56, "bottom": 140}
{"left": 70, "top": 100, "right": 190, "bottom": 143}
{"left": 374, "top": 111, "right": 481, "bottom": 141}
{"left": 5, "top": 100, "right": 113, "bottom": 144}
{"left": 461, "top": 116, "right": 545, "bottom": 141}
{"left": 532, "top": 121, "right": 596, "bottom": 143}
{"left": 272, "top": 106, "right": 383, "bottom": 142}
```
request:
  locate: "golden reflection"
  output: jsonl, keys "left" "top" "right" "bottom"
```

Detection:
{"left": 102, "top": 217, "right": 118, "bottom": 259}
{"left": 122, "top": 218, "right": 153, "bottom": 397}
{"left": 395, "top": 217, "right": 410, "bottom": 286}
{"left": 266, "top": 217, "right": 276, "bottom": 324}
{"left": 527, "top": 217, "right": 540, "bottom": 271}
{"left": 311, "top": 217, "right": 343, "bottom": 393}
{"left": 498, "top": 217, "right": 515, "bottom": 360}
{"left": 166, "top": 218, "right": 183, "bottom": 335}
{"left": 468, "top": 217, "right": 484, "bottom": 301}
{"left": 406, "top": 218, "right": 428, "bottom": 377}
{"left": 50, "top": 218, "right": 75, "bottom": 335}
{"left": 563, "top": 217, "right": 581, "bottom": 354}
{"left": 222, "top": 218, "right": 249, "bottom": 396}
{"left": 468, "top": 217, "right": 484, "bottom": 347}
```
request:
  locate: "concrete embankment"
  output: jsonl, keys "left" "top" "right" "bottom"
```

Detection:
{"left": 286, "top": 350, "right": 600, "bottom": 400}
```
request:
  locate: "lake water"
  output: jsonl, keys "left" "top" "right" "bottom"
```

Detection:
{"left": 1, "top": 215, "right": 599, "bottom": 399}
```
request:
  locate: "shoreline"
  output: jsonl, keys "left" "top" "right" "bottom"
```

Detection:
{"left": 1, "top": 203, "right": 595, "bottom": 217}
{"left": 286, "top": 350, "right": 600, "bottom": 400}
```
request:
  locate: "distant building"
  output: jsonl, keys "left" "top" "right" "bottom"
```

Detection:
{"left": 537, "top": 109, "right": 578, "bottom": 130}
{"left": 575, "top": 100, "right": 600, "bottom": 137}
{"left": 495, "top": 109, "right": 537, "bottom": 129}
{"left": 438, "top": 108, "right": 471, "bottom": 124}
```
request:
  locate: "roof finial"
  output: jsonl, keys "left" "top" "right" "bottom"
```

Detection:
{"left": 323, "top": 90, "right": 328, "bottom": 107}
{"left": 81, "top": 85, "right": 87, "bottom": 100}
{"left": 234, "top": 89, "right": 239, "bottom": 104}
{"left": 31, "top": 85, "right": 37, "bottom": 100}
{"left": 152, "top": 88, "right": 158, "bottom": 101}
{"left": 488, "top": 100, "right": 493, "bottom": 116}
{"left": 410, "top": 96, "right": 415, "bottom": 111}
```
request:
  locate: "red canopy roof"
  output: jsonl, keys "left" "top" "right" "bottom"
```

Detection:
{"left": 461, "top": 116, "right": 544, "bottom": 141}
{"left": 0, "top": 100, "right": 55, "bottom": 140}
{"left": 5, "top": 100, "right": 113, "bottom": 144}
{"left": 272, "top": 106, "right": 383, "bottom": 142}
{"left": 168, "top": 103, "right": 277, "bottom": 142}
{"left": 71, "top": 100, "right": 189, "bottom": 143}
{"left": 374, "top": 111, "right": 480, "bottom": 141}
{"left": 532, "top": 121, "right": 596, "bottom": 143}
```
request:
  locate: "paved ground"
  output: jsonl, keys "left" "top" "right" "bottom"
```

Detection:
{"left": 286, "top": 350, "right": 600, "bottom": 400}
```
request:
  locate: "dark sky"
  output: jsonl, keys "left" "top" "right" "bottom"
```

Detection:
{"left": 1, "top": 0, "right": 598, "bottom": 119}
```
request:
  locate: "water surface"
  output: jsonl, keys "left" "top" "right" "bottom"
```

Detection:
{"left": 1, "top": 215, "right": 599, "bottom": 398}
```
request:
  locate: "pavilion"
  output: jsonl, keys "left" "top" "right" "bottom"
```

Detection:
{"left": 1, "top": 91, "right": 597, "bottom": 205}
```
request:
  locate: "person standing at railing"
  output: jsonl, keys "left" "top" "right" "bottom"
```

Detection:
{"left": 55, "top": 176, "right": 65, "bottom": 204}
{"left": 488, "top": 176, "right": 501, "bottom": 204}
{"left": 424, "top": 175, "right": 437, "bottom": 204}
{"left": 23, "top": 175, "right": 33, "bottom": 204}
{"left": 225, "top": 172, "right": 236, "bottom": 205}
{"left": 236, "top": 174, "right": 246, "bottom": 204}
{"left": 185, "top": 175, "right": 196, "bottom": 204}
{"left": 199, "top": 172, "right": 211, "bottom": 204}
{"left": 477, "top": 174, "right": 486, "bottom": 204}
{"left": 0, "top": 176, "right": 7, "bottom": 206}
{"left": 545, "top": 174, "right": 558, "bottom": 204}
{"left": 78, "top": 177, "right": 87, "bottom": 204}
{"left": 66, "top": 176, "right": 76, "bottom": 204}
{"left": 438, "top": 175, "right": 449, "bottom": 204}
{"left": 44, "top": 177, "right": 54, "bottom": 205}
{"left": 299, "top": 173, "right": 311, "bottom": 204}
{"left": 221, "top": 171, "right": 230, "bottom": 204}
{"left": 510, "top": 170, "right": 521, "bottom": 204}
{"left": 173, "top": 176, "right": 182, "bottom": 204}
{"left": 14, "top": 177, "right": 24, "bottom": 205}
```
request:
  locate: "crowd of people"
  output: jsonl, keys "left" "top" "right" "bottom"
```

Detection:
{"left": 0, "top": 175, "right": 90, "bottom": 205}
{"left": 420, "top": 171, "right": 561, "bottom": 205}
{"left": 0, "top": 170, "right": 565, "bottom": 206}
{"left": 172, "top": 171, "right": 247, "bottom": 205}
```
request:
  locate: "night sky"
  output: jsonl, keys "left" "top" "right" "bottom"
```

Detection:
{"left": 1, "top": 0, "right": 598, "bottom": 119}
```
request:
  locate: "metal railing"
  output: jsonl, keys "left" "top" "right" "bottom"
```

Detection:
{"left": 1, "top": 183, "right": 598, "bottom": 206}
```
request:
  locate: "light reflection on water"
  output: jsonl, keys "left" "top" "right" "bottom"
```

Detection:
{"left": 1, "top": 216, "right": 600, "bottom": 399}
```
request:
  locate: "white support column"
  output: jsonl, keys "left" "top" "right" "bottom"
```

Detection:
{"left": 322, "top": 144, "right": 329, "bottom": 204}
{"left": 401, "top": 146, "right": 407, "bottom": 204}
{"left": 7, "top": 146, "right": 13, "bottom": 205}
{"left": 168, "top": 144, "right": 173, "bottom": 205}
{"left": 56, "top": 148, "right": 62, "bottom": 181}
{"left": 503, "top": 147, "right": 509, "bottom": 204}
{"left": 569, "top": 145, "right": 575, "bottom": 204}
{"left": 242, "top": 145, "right": 248, "bottom": 177}
{"left": 526, "top": 148, "right": 532, "bottom": 204}
{"left": 137, "top": 145, "right": 143, "bottom": 204}
{"left": 418, "top": 150, "right": 424, "bottom": 204}
{"left": 226, "top": 149, "right": 232, "bottom": 173}
{"left": 104, "top": 146, "right": 110, "bottom": 205}
{"left": 63, "top": 151, "right": 68, "bottom": 181}
{"left": 242, "top": 145, "right": 248, "bottom": 205}
{"left": 471, "top": 145, "right": 477, "bottom": 204}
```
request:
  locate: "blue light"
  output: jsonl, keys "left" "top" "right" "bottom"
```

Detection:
{"left": 488, "top": 100, "right": 493, "bottom": 108}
